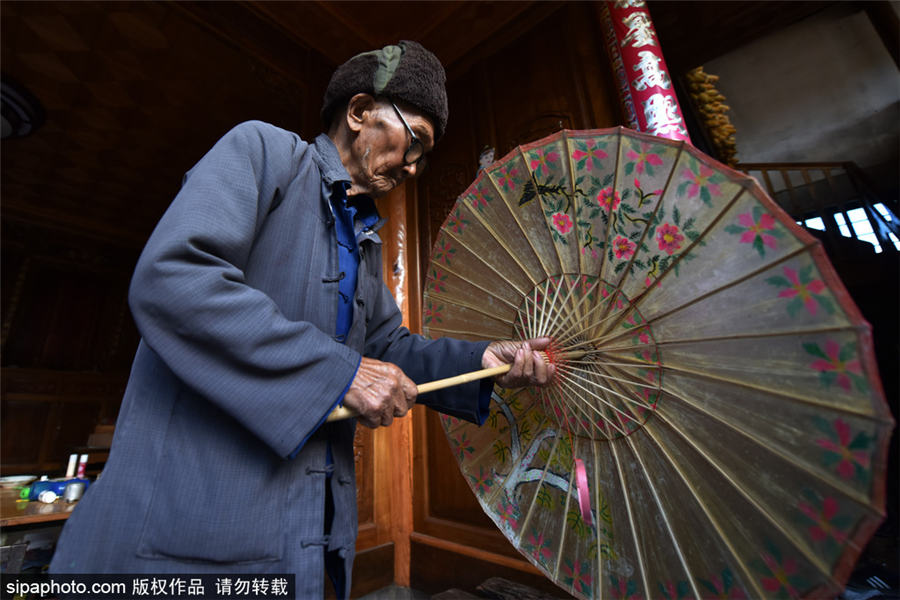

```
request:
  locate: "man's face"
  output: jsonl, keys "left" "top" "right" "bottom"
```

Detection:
{"left": 346, "top": 99, "right": 434, "bottom": 197}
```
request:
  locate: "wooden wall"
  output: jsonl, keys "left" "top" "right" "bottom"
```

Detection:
{"left": 408, "top": 3, "right": 620, "bottom": 595}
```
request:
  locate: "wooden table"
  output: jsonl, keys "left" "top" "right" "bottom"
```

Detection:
{"left": 0, "top": 488, "right": 77, "bottom": 528}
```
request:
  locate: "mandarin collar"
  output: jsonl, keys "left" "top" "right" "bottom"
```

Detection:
{"left": 313, "top": 133, "right": 352, "bottom": 188}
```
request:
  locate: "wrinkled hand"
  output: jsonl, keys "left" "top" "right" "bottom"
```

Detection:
{"left": 482, "top": 337, "right": 555, "bottom": 388}
{"left": 342, "top": 357, "right": 418, "bottom": 429}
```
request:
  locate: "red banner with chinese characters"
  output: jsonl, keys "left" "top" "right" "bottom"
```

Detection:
{"left": 599, "top": 1, "right": 691, "bottom": 143}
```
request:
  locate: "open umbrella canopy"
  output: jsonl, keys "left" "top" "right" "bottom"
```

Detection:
{"left": 423, "top": 128, "right": 894, "bottom": 600}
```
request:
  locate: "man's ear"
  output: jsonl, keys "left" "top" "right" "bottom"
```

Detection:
{"left": 346, "top": 93, "right": 376, "bottom": 133}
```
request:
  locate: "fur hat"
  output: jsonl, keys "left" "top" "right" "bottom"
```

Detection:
{"left": 321, "top": 40, "right": 448, "bottom": 140}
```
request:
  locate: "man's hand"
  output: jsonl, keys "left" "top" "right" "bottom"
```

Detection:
{"left": 342, "top": 357, "right": 418, "bottom": 428}
{"left": 482, "top": 337, "right": 555, "bottom": 388}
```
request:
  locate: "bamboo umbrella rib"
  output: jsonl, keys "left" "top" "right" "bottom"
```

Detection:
{"left": 557, "top": 363, "right": 654, "bottom": 415}
{"left": 425, "top": 290, "right": 516, "bottom": 325}
{"left": 552, "top": 451, "right": 578, "bottom": 582}
{"left": 623, "top": 432, "right": 704, "bottom": 600}
{"left": 430, "top": 261, "right": 522, "bottom": 312}
{"left": 517, "top": 144, "right": 569, "bottom": 281}
{"left": 645, "top": 398, "right": 846, "bottom": 590}
{"left": 486, "top": 149, "right": 561, "bottom": 279}
{"left": 564, "top": 132, "right": 588, "bottom": 278}
{"left": 646, "top": 373, "right": 878, "bottom": 508}
{"left": 547, "top": 379, "right": 603, "bottom": 438}
{"left": 608, "top": 430, "right": 652, "bottom": 600}
{"left": 597, "top": 142, "right": 685, "bottom": 327}
{"left": 563, "top": 363, "right": 659, "bottom": 403}
{"left": 595, "top": 129, "right": 624, "bottom": 284}
{"left": 539, "top": 276, "right": 574, "bottom": 338}
{"left": 538, "top": 275, "right": 566, "bottom": 334}
{"left": 591, "top": 441, "right": 605, "bottom": 600}
{"left": 655, "top": 360, "right": 881, "bottom": 420}
{"left": 441, "top": 228, "right": 532, "bottom": 297}
{"left": 547, "top": 276, "right": 606, "bottom": 344}
{"left": 426, "top": 325, "right": 511, "bottom": 339}
{"left": 636, "top": 418, "right": 768, "bottom": 600}
{"left": 553, "top": 293, "right": 628, "bottom": 348}
{"left": 599, "top": 240, "right": 825, "bottom": 341}
{"left": 595, "top": 322, "right": 865, "bottom": 350}
{"left": 553, "top": 372, "right": 632, "bottom": 438}
{"left": 513, "top": 431, "right": 564, "bottom": 549}
{"left": 598, "top": 184, "right": 749, "bottom": 337}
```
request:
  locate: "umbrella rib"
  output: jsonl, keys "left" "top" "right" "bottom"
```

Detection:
{"left": 650, "top": 372, "right": 878, "bottom": 507}
{"left": 441, "top": 228, "right": 532, "bottom": 297}
{"left": 553, "top": 370, "right": 632, "bottom": 438}
{"left": 514, "top": 431, "right": 563, "bottom": 547}
{"left": 598, "top": 141, "right": 685, "bottom": 327}
{"left": 522, "top": 144, "right": 569, "bottom": 279}
{"left": 607, "top": 239, "right": 815, "bottom": 340}
{"left": 607, "top": 429, "right": 652, "bottom": 600}
{"left": 540, "top": 275, "right": 580, "bottom": 339}
{"left": 425, "top": 290, "right": 517, "bottom": 325}
{"left": 591, "top": 440, "right": 605, "bottom": 600}
{"left": 428, "top": 262, "right": 521, "bottom": 312}
{"left": 597, "top": 322, "right": 865, "bottom": 349}
{"left": 548, "top": 377, "right": 602, "bottom": 438}
{"left": 492, "top": 147, "right": 560, "bottom": 279}
{"left": 448, "top": 202, "right": 541, "bottom": 290}
{"left": 622, "top": 431, "right": 705, "bottom": 600}
{"left": 552, "top": 448, "right": 578, "bottom": 582}
{"left": 649, "top": 391, "right": 847, "bottom": 591}
{"left": 597, "top": 183, "right": 750, "bottom": 338}
{"left": 635, "top": 418, "right": 769, "bottom": 600}
{"left": 558, "top": 363, "right": 655, "bottom": 413}
{"left": 656, "top": 360, "right": 882, "bottom": 420}
{"left": 426, "top": 325, "right": 511, "bottom": 339}
{"left": 595, "top": 128, "right": 624, "bottom": 286}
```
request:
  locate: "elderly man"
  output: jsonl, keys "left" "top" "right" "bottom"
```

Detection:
{"left": 49, "top": 41, "right": 552, "bottom": 598}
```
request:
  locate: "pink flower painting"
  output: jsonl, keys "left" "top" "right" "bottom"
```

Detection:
{"left": 656, "top": 223, "right": 684, "bottom": 255}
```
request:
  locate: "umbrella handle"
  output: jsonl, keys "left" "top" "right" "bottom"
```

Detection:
{"left": 325, "top": 364, "right": 512, "bottom": 423}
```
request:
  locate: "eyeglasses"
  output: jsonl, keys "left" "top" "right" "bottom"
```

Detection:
{"left": 391, "top": 101, "right": 426, "bottom": 167}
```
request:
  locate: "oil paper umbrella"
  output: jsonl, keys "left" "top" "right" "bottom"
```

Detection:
{"left": 423, "top": 127, "right": 894, "bottom": 600}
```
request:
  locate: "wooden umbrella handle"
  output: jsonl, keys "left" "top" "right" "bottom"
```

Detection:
{"left": 325, "top": 363, "right": 512, "bottom": 423}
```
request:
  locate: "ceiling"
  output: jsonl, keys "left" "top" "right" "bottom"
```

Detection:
{"left": 1, "top": 1, "right": 832, "bottom": 248}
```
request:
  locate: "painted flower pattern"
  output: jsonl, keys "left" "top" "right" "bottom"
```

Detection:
{"left": 814, "top": 417, "right": 872, "bottom": 482}
{"left": 796, "top": 494, "right": 850, "bottom": 546}
{"left": 610, "top": 575, "right": 643, "bottom": 600}
{"left": 468, "top": 187, "right": 490, "bottom": 212}
{"left": 428, "top": 268, "right": 448, "bottom": 293}
{"left": 529, "top": 148, "right": 559, "bottom": 179}
{"left": 432, "top": 237, "right": 456, "bottom": 266}
{"left": 450, "top": 431, "right": 475, "bottom": 461}
{"left": 561, "top": 559, "right": 593, "bottom": 597}
{"left": 699, "top": 568, "right": 747, "bottom": 599}
{"left": 447, "top": 207, "right": 470, "bottom": 234}
{"left": 766, "top": 265, "right": 834, "bottom": 317}
{"left": 614, "top": 235, "right": 636, "bottom": 259}
{"left": 598, "top": 187, "right": 621, "bottom": 211}
{"left": 659, "top": 580, "right": 691, "bottom": 600}
{"left": 552, "top": 212, "right": 574, "bottom": 235}
{"left": 725, "top": 207, "right": 782, "bottom": 258}
{"left": 804, "top": 339, "right": 867, "bottom": 393}
{"left": 423, "top": 301, "right": 443, "bottom": 325}
{"left": 524, "top": 529, "right": 552, "bottom": 566}
{"left": 497, "top": 496, "right": 520, "bottom": 530}
{"left": 678, "top": 162, "right": 723, "bottom": 206}
{"left": 496, "top": 165, "right": 520, "bottom": 191}
{"left": 755, "top": 546, "right": 806, "bottom": 599}
{"left": 656, "top": 223, "right": 684, "bottom": 255}
{"left": 625, "top": 142, "right": 664, "bottom": 176}
{"left": 467, "top": 466, "right": 494, "bottom": 495}
{"left": 572, "top": 139, "right": 608, "bottom": 171}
